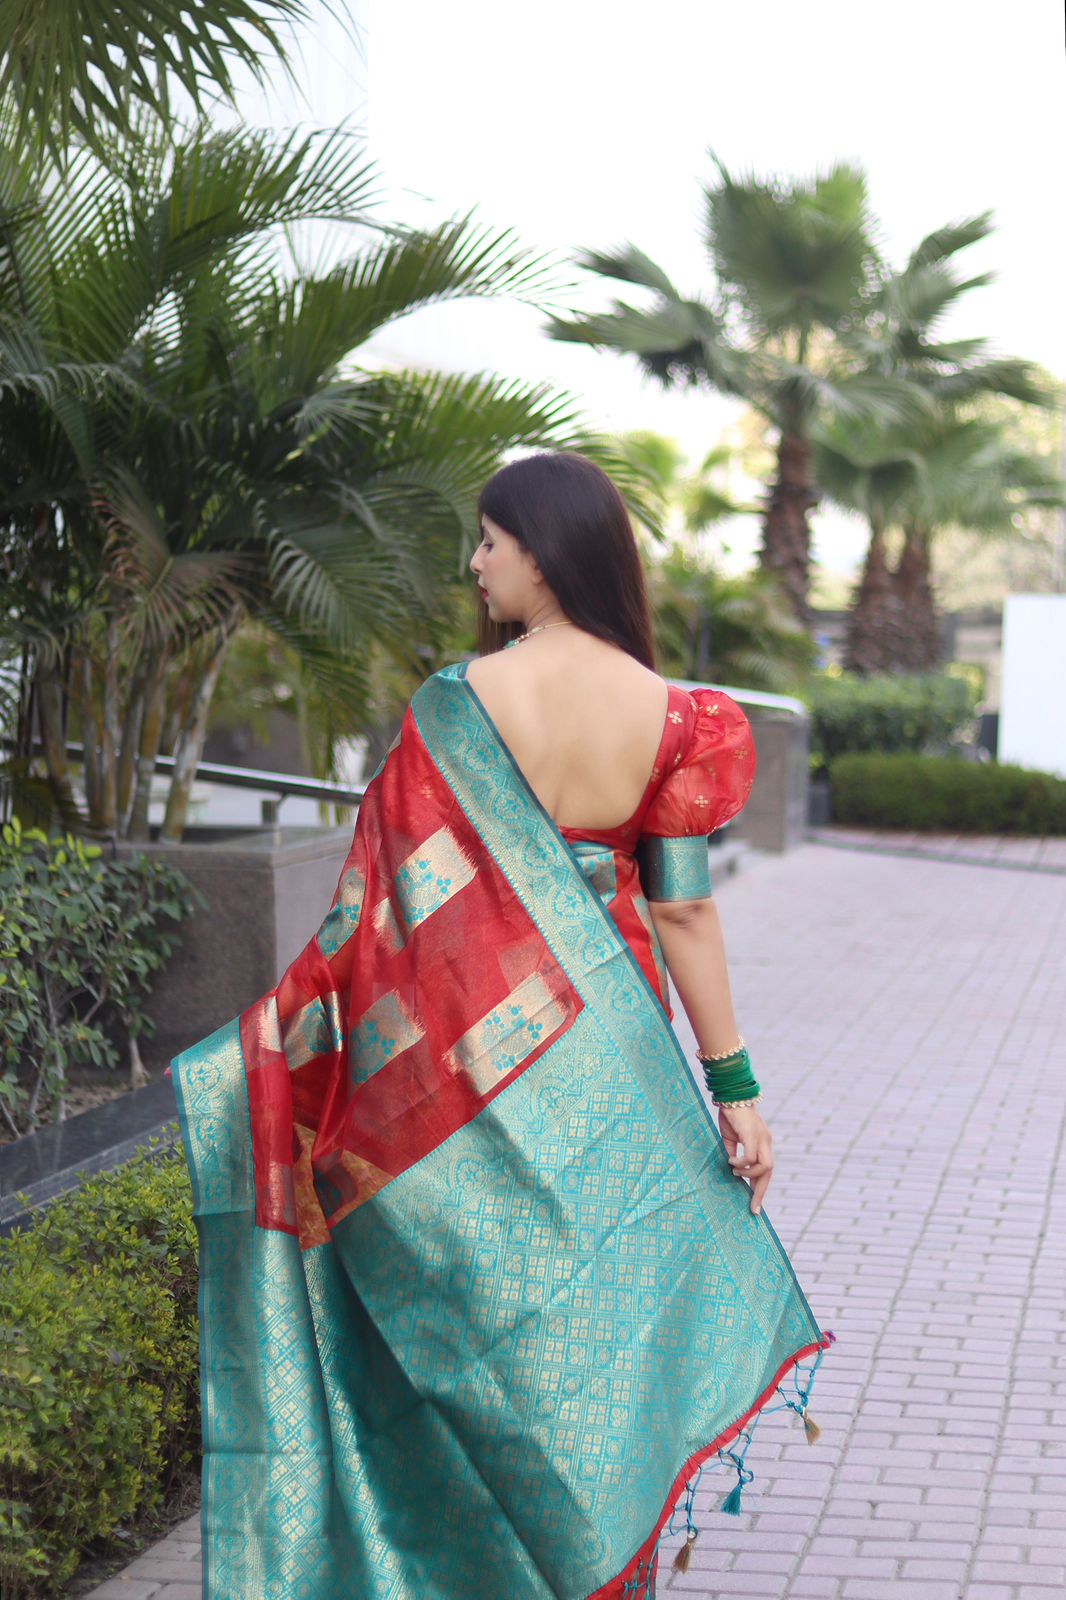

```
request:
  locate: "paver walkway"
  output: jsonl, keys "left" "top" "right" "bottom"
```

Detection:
{"left": 809, "top": 823, "right": 1066, "bottom": 875}
{"left": 82, "top": 840, "right": 1066, "bottom": 1599}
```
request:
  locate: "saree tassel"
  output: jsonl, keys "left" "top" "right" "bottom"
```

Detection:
{"left": 777, "top": 1342, "right": 830, "bottom": 1442}
{"left": 669, "top": 1466, "right": 701, "bottom": 1571}
{"left": 671, "top": 1528, "right": 697, "bottom": 1572}
{"left": 717, "top": 1425, "right": 756, "bottom": 1517}
{"left": 720, "top": 1480, "right": 745, "bottom": 1516}
{"left": 622, "top": 1556, "right": 656, "bottom": 1595}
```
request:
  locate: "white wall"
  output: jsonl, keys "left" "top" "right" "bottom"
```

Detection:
{"left": 999, "top": 595, "right": 1066, "bottom": 778}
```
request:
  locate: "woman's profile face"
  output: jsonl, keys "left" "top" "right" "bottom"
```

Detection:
{"left": 469, "top": 515, "right": 540, "bottom": 623}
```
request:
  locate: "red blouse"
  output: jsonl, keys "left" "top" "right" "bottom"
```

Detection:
{"left": 558, "top": 684, "right": 756, "bottom": 1021}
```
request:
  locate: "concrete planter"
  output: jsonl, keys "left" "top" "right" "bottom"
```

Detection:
{"left": 738, "top": 710, "right": 811, "bottom": 853}
{"left": 114, "top": 824, "right": 353, "bottom": 1063}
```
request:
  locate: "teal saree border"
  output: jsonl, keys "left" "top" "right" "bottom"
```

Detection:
{"left": 169, "top": 1017, "right": 253, "bottom": 1600}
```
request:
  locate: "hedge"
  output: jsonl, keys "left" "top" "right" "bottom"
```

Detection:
{"left": 829, "top": 754, "right": 1066, "bottom": 834}
{"left": 0, "top": 1138, "right": 198, "bottom": 1598}
{"left": 808, "top": 672, "right": 978, "bottom": 767}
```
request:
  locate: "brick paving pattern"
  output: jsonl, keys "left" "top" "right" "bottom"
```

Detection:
{"left": 82, "top": 840, "right": 1066, "bottom": 1598}
{"left": 809, "top": 824, "right": 1066, "bottom": 876}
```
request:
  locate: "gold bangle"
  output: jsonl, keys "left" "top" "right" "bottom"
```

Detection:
{"left": 696, "top": 1035, "right": 745, "bottom": 1063}
{"left": 713, "top": 1094, "right": 763, "bottom": 1109}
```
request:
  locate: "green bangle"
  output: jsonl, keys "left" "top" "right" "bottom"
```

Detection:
{"left": 698, "top": 1044, "right": 761, "bottom": 1102}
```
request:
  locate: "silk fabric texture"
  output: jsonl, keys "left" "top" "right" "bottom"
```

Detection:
{"left": 170, "top": 660, "right": 829, "bottom": 1599}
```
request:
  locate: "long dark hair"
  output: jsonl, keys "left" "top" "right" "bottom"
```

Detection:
{"left": 475, "top": 451, "right": 658, "bottom": 668}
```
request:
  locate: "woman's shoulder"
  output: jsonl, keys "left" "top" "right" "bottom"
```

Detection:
{"left": 641, "top": 685, "right": 756, "bottom": 837}
{"left": 683, "top": 684, "right": 751, "bottom": 729}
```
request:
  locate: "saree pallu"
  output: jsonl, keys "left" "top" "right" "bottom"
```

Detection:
{"left": 170, "top": 659, "right": 830, "bottom": 1600}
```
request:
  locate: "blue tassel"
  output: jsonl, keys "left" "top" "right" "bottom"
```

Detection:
{"left": 720, "top": 1479, "right": 745, "bottom": 1515}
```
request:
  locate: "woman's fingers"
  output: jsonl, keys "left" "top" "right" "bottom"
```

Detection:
{"left": 727, "top": 1136, "right": 773, "bottom": 1214}
{"left": 748, "top": 1167, "right": 772, "bottom": 1215}
{"left": 728, "top": 1140, "right": 772, "bottom": 1174}
{"left": 717, "top": 1110, "right": 774, "bottom": 1215}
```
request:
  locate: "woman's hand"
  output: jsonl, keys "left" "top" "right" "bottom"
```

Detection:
{"left": 717, "top": 1104, "right": 773, "bottom": 1216}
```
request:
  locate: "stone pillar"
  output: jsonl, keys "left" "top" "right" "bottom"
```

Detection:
{"left": 734, "top": 711, "right": 810, "bottom": 853}
{"left": 115, "top": 825, "right": 353, "bottom": 1063}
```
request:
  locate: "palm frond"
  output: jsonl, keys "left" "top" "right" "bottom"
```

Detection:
{"left": 701, "top": 158, "right": 875, "bottom": 339}
{"left": 570, "top": 243, "right": 681, "bottom": 297}
{"left": 907, "top": 212, "right": 994, "bottom": 270}
{"left": 545, "top": 295, "right": 748, "bottom": 397}
{"left": 926, "top": 359, "right": 1055, "bottom": 409}
{"left": 0, "top": 0, "right": 349, "bottom": 158}
{"left": 95, "top": 468, "right": 247, "bottom": 646}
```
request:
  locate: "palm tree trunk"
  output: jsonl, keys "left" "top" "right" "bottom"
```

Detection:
{"left": 894, "top": 522, "right": 942, "bottom": 672}
{"left": 159, "top": 615, "right": 238, "bottom": 842}
{"left": 79, "top": 647, "right": 101, "bottom": 822}
{"left": 843, "top": 518, "right": 904, "bottom": 675}
{"left": 162, "top": 668, "right": 195, "bottom": 756}
{"left": 99, "top": 623, "right": 121, "bottom": 833}
{"left": 76, "top": 629, "right": 119, "bottom": 834}
{"left": 759, "top": 431, "right": 818, "bottom": 628}
{"left": 126, "top": 653, "right": 169, "bottom": 841}
{"left": 36, "top": 660, "right": 79, "bottom": 823}
{"left": 116, "top": 667, "right": 146, "bottom": 827}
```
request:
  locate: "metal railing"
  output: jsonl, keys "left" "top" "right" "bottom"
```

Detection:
{"left": 672, "top": 679, "right": 807, "bottom": 717}
{"left": 2, "top": 739, "right": 367, "bottom": 812}
{"left": 4, "top": 677, "right": 807, "bottom": 822}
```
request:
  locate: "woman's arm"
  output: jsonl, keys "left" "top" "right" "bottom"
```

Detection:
{"left": 649, "top": 897, "right": 774, "bottom": 1215}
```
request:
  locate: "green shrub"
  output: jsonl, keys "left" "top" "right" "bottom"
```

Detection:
{"left": 0, "top": 818, "right": 203, "bottom": 1138}
{"left": 0, "top": 1139, "right": 197, "bottom": 1598}
{"left": 829, "top": 754, "right": 1066, "bottom": 834}
{"left": 808, "top": 672, "right": 978, "bottom": 768}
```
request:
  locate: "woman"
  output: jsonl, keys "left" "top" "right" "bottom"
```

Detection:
{"left": 169, "top": 450, "right": 830, "bottom": 1600}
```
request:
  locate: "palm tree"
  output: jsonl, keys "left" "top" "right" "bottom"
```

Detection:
{"left": 545, "top": 154, "right": 921, "bottom": 627}
{"left": 819, "top": 214, "right": 1056, "bottom": 671}
{"left": 615, "top": 429, "right": 815, "bottom": 690}
{"left": 0, "top": 0, "right": 357, "bottom": 162}
{"left": 814, "top": 410, "right": 1062, "bottom": 673}
{"left": 1, "top": 119, "right": 662, "bottom": 840}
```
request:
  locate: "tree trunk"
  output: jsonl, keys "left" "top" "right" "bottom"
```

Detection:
{"left": 116, "top": 668, "right": 146, "bottom": 828}
{"left": 98, "top": 622, "right": 120, "bottom": 834}
{"left": 759, "top": 430, "right": 818, "bottom": 629}
{"left": 893, "top": 522, "right": 943, "bottom": 673}
{"left": 161, "top": 668, "right": 195, "bottom": 757}
{"left": 126, "top": 654, "right": 169, "bottom": 841}
{"left": 159, "top": 616, "right": 238, "bottom": 842}
{"left": 76, "top": 629, "right": 120, "bottom": 836}
{"left": 36, "top": 661, "right": 80, "bottom": 824}
{"left": 842, "top": 519, "right": 907, "bottom": 675}
{"left": 79, "top": 647, "right": 101, "bottom": 822}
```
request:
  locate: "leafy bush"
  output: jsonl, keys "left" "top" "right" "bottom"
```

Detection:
{"left": 808, "top": 672, "right": 978, "bottom": 769}
{"left": 829, "top": 754, "right": 1066, "bottom": 834}
{"left": 0, "top": 819, "right": 203, "bottom": 1138}
{"left": 0, "top": 1140, "right": 198, "bottom": 1598}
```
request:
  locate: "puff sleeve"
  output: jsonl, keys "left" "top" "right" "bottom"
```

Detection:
{"left": 637, "top": 689, "right": 756, "bottom": 902}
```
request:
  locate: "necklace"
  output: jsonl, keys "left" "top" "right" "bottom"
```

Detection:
{"left": 504, "top": 621, "right": 574, "bottom": 650}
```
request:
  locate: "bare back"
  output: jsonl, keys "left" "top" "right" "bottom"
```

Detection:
{"left": 465, "top": 634, "right": 670, "bottom": 832}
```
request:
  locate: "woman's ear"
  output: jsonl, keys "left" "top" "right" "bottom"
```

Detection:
{"left": 522, "top": 548, "right": 546, "bottom": 585}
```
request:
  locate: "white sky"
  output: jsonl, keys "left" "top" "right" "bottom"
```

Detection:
{"left": 239, "top": 0, "right": 1064, "bottom": 579}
